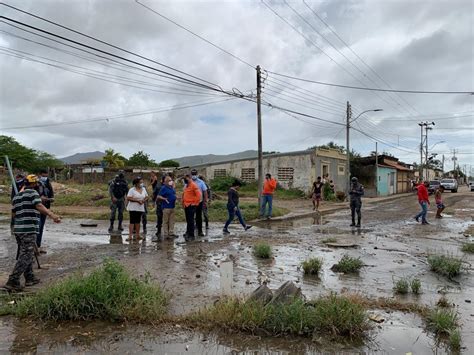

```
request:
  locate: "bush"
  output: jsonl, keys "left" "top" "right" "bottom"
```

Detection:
{"left": 461, "top": 243, "right": 474, "bottom": 253}
{"left": 331, "top": 255, "right": 364, "bottom": 273}
{"left": 301, "top": 258, "right": 323, "bottom": 275}
{"left": 12, "top": 260, "right": 169, "bottom": 322}
{"left": 190, "top": 293, "right": 370, "bottom": 340}
{"left": 323, "top": 183, "right": 335, "bottom": 201}
{"left": 427, "top": 254, "right": 463, "bottom": 278}
{"left": 393, "top": 278, "right": 409, "bottom": 294}
{"left": 210, "top": 176, "right": 244, "bottom": 191}
{"left": 410, "top": 278, "right": 422, "bottom": 294}
{"left": 253, "top": 243, "right": 272, "bottom": 259}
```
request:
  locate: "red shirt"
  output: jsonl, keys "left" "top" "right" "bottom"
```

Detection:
{"left": 417, "top": 184, "right": 429, "bottom": 203}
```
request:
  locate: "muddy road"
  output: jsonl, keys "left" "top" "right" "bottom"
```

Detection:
{"left": 0, "top": 189, "right": 473, "bottom": 353}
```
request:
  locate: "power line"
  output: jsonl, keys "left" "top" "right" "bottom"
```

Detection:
{"left": 134, "top": 0, "right": 254, "bottom": 69}
{"left": 266, "top": 70, "right": 473, "bottom": 95}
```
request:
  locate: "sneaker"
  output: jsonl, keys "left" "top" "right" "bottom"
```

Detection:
{"left": 266, "top": 216, "right": 271, "bottom": 220}
{"left": 198, "top": 232, "right": 205, "bottom": 237}
{"left": 118, "top": 225, "right": 124, "bottom": 231}
{"left": 4, "top": 280, "right": 23, "bottom": 292}
{"left": 245, "top": 225, "right": 253, "bottom": 231}
{"left": 350, "top": 223, "right": 356, "bottom": 227}
{"left": 25, "top": 277, "right": 40, "bottom": 287}
{"left": 414, "top": 216, "right": 419, "bottom": 223}
{"left": 422, "top": 221, "right": 430, "bottom": 225}
{"left": 222, "top": 228, "right": 230, "bottom": 234}
{"left": 356, "top": 224, "right": 361, "bottom": 228}
{"left": 108, "top": 226, "right": 113, "bottom": 233}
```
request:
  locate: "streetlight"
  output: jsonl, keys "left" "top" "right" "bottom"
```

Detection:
{"left": 429, "top": 140, "right": 445, "bottom": 150}
{"left": 346, "top": 105, "right": 383, "bottom": 195}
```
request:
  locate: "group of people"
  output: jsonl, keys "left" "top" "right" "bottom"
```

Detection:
{"left": 414, "top": 181, "right": 445, "bottom": 224}
{"left": 310, "top": 175, "right": 336, "bottom": 211}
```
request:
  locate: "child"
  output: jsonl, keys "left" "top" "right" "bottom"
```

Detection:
{"left": 311, "top": 177, "right": 323, "bottom": 210}
{"left": 435, "top": 186, "right": 445, "bottom": 218}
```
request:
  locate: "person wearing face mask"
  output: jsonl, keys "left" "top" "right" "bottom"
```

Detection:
{"left": 126, "top": 177, "right": 148, "bottom": 241}
{"left": 182, "top": 174, "right": 201, "bottom": 241}
{"left": 156, "top": 176, "right": 177, "bottom": 240}
{"left": 152, "top": 175, "right": 166, "bottom": 241}
{"left": 349, "top": 177, "right": 364, "bottom": 227}
{"left": 37, "top": 169, "right": 54, "bottom": 254}
{"left": 137, "top": 177, "right": 148, "bottom": 236}
{"left": 190, "top": 169, "right": 208, "bottom": 237}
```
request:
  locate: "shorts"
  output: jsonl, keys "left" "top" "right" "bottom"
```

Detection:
{"left": 312, "top": 193, "right": 321, "bottom": 201}
{"left": 129, "top": 210, "right": 143, "bottom": 224}
{"left": 436, "top": 203, "right": 445, "bottom": 209}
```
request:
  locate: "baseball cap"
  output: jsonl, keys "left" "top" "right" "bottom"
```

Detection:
{"left": 26, "top": 174, "right": 39, "bottom": 183}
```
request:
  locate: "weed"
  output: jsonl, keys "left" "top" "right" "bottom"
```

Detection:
{"left": 436, "top": 296, "right": 451, "bottom": 308}
{"left": 331, "top": 255, "right": 364, "bottom": 273}
{"left": 12, "top": 259, "right": 169, "bottom": 322}
{"left": 426, "top": 308, "right": 458, "bottom": 336}
{"left": 253, "top": 243, "right": 272, "bottom": 259}
{"left": 301, "top": 258, "right": 323, "bottom": 275}
{"left": 393, "top": 278, "right": 410, "bottom": 294}
{"left": 448, "top": 329, "right": 462, "bottom": 352}
{"left": 427, "top": 254, "right": 463, "bottom": 278}
{"left": 410, "top": 278, "right": 422, "bottom": 294}
{"left": 189, "top": 293, "right": 370, "bottom": 340}
{"left": 321, "top": 237, "right": 337, "bottom": 244}
{"left": 461, "top": 242, "right": 474, "bottom": 253}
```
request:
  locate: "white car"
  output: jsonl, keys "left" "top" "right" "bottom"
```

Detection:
{"left": 440, "top": 178, "right": 458, "bottom": 193}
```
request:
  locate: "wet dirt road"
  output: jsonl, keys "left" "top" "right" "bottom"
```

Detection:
{"left": 0, "top": 189, "right": 472, "bottom": 353}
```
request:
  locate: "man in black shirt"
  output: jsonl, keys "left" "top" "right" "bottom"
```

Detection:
{"left": 108, "top": 172, "right": 129, "bottom": 232}
{"left": 223, "top": 179, "right": 252, "bottom": 234}
{"left": 37, "top": 169, "right": 54, "bottom": 253}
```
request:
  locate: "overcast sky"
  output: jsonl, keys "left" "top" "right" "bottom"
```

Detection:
{"left": 0, "top": 0, "right": 473, "bottom": 171}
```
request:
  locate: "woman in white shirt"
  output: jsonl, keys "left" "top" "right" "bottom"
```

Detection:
{"left": 126, "top": 177, "right": 148, "bottom": 240}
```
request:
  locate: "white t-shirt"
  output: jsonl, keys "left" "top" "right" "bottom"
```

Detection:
{"left": 126, "top": 187, "right": 148, "bottom": 212}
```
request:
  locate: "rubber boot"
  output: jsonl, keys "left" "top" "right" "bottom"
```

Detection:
{"left": 356, "top": 217, "right": 361, "bottom": 228}
{"left": 350, "top": 218, "right": 355, "bottom": 227}
{"left": 108, "top": 221, "right": 114, "bottom": 232}
{"left": 118, "top": 221, "right": 123, "bottom": 231}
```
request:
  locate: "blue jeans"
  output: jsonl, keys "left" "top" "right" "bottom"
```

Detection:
{"left": 37, "top": 214, "right": 47, "bottom": 247}
{"left": 415, "top": 201, "right": 428, "bottom": 223}
{"left": 224, "top": 206, "right": 246, "bottom": 229}
{"left": 260, "top": 194, "right": 273, "bottom": 217}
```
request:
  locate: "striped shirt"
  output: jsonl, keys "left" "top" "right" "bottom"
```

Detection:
{"left": 12, "top": 189, "right": 42, "bottom": 234}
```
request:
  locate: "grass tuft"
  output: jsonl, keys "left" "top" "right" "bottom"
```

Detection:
{"left": 426, "top": 308, "right": 458, "bottom": 336}
{"left": 461, "top": 242, "right": 474, "bottom": 253}
{"left": 393, "top": 278, "right": 410, "bottom": 294}
{"left": 410, "top": 278, "right": 422, "bottom": 294}
{"left": 189, "top": 293, "right": 370, "bottom": 340}
{"left": 12, "top": 259, "right": 168, "bottom": 322}
{"left": 253, "top": 243, "right": 272, "bottom": 259}
{"left": 301, "top": 258, "right": 323, "bottom": 275}
{"left": 448, "top": 329, "right": 462, "bottom": 352}
{"left": 331, "top": 255, "right": 364, "bottom": 273}
{"left": 427, "top": 254, "right": 463, "bottom": 278}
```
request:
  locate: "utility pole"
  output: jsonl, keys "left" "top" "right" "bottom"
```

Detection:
{"left": 452, "top": 149, "right": 458, "bottom": 177}
{"left": 442, "top": 154, "right": 445, "bottom": 175}
{"left": 375, "top": 142, "right": 378, "bottom": 196}
{"left": 346, "top": 101, "right": 352, "bottom": 195}
{"left": 418, "top": 121, "right": 435, "bottom": 181}
{"left": 256, "top": 65, "right": 263, "bottom": 207}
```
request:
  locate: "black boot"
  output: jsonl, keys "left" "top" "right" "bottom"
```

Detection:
{"left": 350, "top": 219, "right": 356, "bottom": 227}
{"left": 118, "top": 221, "right": 123, "bottom": 231}
{"left": 108, "top": 221, "right": 114, "bottom": 232}
{"left": 356, "top": 217, "right": 361, "bottom": 228}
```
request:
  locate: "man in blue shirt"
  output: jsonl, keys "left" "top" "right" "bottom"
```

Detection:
{"left": 156, "top": 176, "right": 177, "bottom": 239}
{"left": 190, "top": 169, "right": 208, "bottom": 237}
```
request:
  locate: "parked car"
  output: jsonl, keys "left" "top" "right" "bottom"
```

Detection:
{"left": 428, "top": 180, "right": 441, "bottom": 194}
{"left": 440, "top": 178, "right": 458, "bottom": 193}
{"left": 470, "top": 181, "right": 474, "bottom": 192}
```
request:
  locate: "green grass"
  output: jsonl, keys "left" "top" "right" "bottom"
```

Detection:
{"left": 301, "top": 258, "right": 323, "bottom": 275}
{"left": 253, "top": 243, "right": 272, "bottom": 259}
{"left": 426, "top": 308, "right": 458, "bottom": 336}
{"left": 393, "top": 278, "right": 410, "bottom": 294}
{"left": 427, "top": 254, "right": 463, "bottom": 278}
{"left": 188, "top": 293, "right": 370, "bottom": 340}
{"left": 449, "top": 329, "right": 462, "bottom": 352}
{"left": 410, "top": 278, "right": 422, "bottom": 294}
{"left": 461, "top": 242, "right": 474, "bottom": 253}
{"left": 7, "top": 259, "right": 168, "bottom": 322}
{"left": 331, "top": 255, "right": 364, "bottom": 273}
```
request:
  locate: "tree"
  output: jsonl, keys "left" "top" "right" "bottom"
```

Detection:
{"left": 158, "top": 159, "right": 180, "bottom": 168}
{"left": 128, "top": 151, "right": 157, "bottom": 167}
{"left": 103, "top": 148, "right": 125, "bottom": 168}
{"left": 308, "top": 141, "right": 346, "bottom": 153}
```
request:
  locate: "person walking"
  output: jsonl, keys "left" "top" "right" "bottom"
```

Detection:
{"left": 156, "top": 176, "right": 177, "bottom": 240}
{"left": 223, "top": 180, "right": 252, "bottom": 234}
{"left": 152, "top": 175, "right": 165, "bottom": 240}
{"left": 4, "top": 175, "right": 61, "bottom": 292}
{"left": 349, "top": 177, "right": 364, "bottom": 227}
{"left": 435, "top": 186, "right": 445, "bottom": 218}
{"left": 414, "top": 181, "right": 430, "bottom": 224}
{"left": 311, "top": 177, "right": 323, "bottom": 211}
{"left": 190, "top": 169, "right": 208, "bottom": 237}
{"left": 199, "top": 175, "right": 211, "bottom": 230}
{"left": 260, "top": 173, "right": 277, "bottom": 219}
{"left": 108, "top": 172, "right": 129, "bottom": 232}
{"left": 182, "top": 174, "right": 201, "bottom": 241}
{"left": 10, "top": 174, "right": 25, "bottom": 234}
{"left": 126, "top": 177, "right": 148, "bottom": 241}
{"left": 37, "top": 169, "right": 54, "bottom": 254}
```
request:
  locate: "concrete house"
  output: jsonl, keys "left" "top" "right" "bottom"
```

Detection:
{"left": 188, "top": 148, "right": 348, "bottom": 194}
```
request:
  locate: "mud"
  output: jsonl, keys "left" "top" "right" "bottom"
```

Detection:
{"left": 0, "top": 189, "right": 472, "bottom": 353}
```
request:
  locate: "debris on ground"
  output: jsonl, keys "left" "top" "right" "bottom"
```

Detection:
{"left": 247, "top": 284, "right": 273, "bottom": 305}
{"left": 267, "top": 281, "right": 303, "bottom": 305}
{"left": 369, "top": 314, "right": 385, "bottom": 323}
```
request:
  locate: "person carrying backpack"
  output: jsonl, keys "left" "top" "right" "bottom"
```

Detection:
{"left": 108, "top": 172, "right": 129, "bottom": 232}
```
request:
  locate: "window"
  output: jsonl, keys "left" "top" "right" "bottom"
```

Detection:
{"left": 241, "top": 168, "right": 255, "bottom": 181}
{"left": 277, "top": 167, "right": 294, "bottom": 181}
{"left": 213, "top": 169, "right": 227, "bottom": 178}
{"left": 338, "top": 165, "right": 345, "bottom": 175}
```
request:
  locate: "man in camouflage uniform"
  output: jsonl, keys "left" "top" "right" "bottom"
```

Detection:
{"left": 5, "top": 175, "right": 61, "bottom": 292}
{"left": 349, "top": 176, "right": 364, "bottom": 228}
{"left": 108, "top": 172, "right": 129, "bottom": 232}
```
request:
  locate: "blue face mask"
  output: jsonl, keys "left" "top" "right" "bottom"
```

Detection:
{"left": 191, "top": 176, "right": 197, "bottom": 181}
{"left": 40, "top": 176, "right": 48, "bottom": 183}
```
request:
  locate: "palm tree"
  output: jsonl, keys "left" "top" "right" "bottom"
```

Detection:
{"left": 103, "top": 148, "right": 125, "bottom": 168}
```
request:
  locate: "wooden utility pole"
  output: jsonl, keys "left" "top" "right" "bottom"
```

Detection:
{"left": 346, "top": 101, "right": 351, "bottom": 195}
{"left": 375, "top": 142, "right": 378, "bottom": 196}
{"left": 256, "top": 65, "right": 263, "bottom": 207}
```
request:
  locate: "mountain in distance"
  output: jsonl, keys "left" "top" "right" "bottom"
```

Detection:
{"left": 59, "top": 151, "right": 105, "bottom": 165}
{"left": 172, "top": 150, "right": 258, "bottom": 167}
